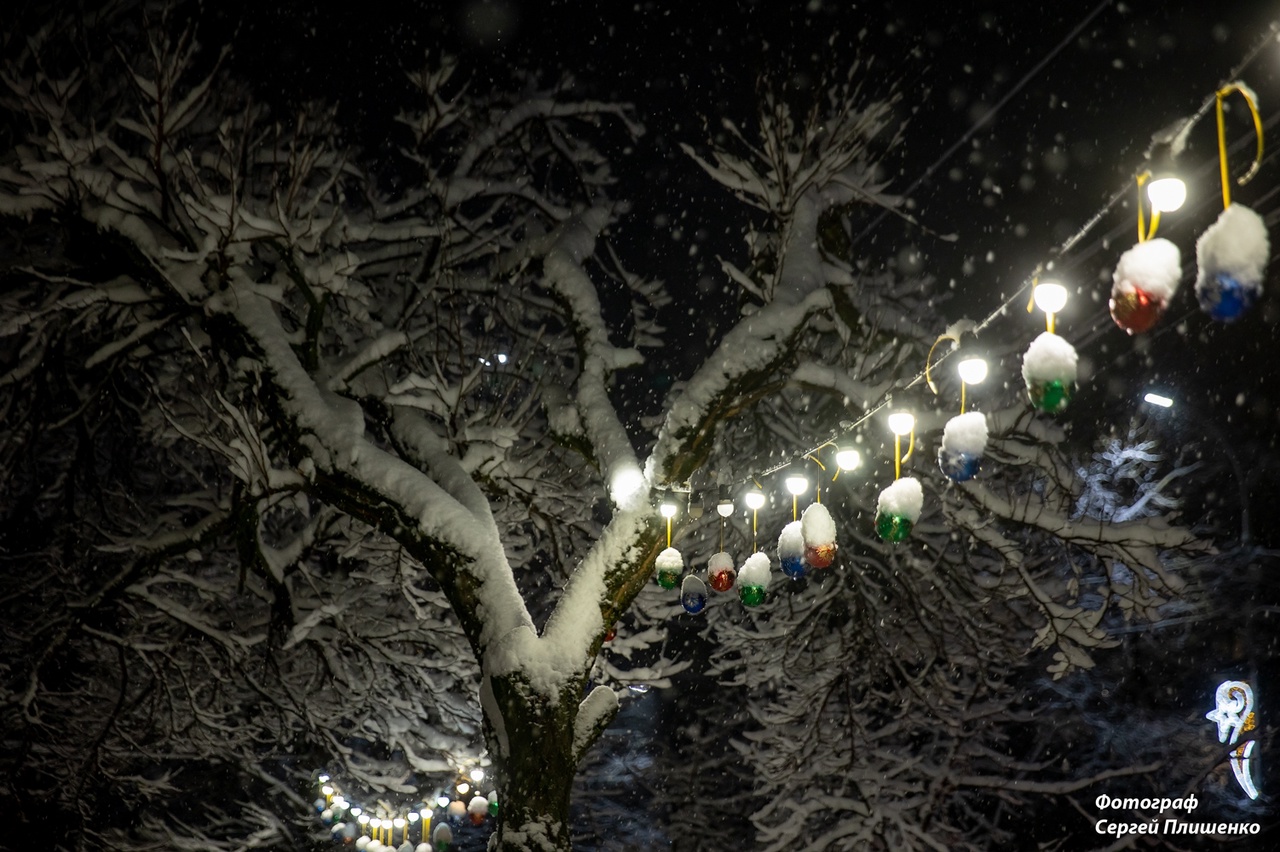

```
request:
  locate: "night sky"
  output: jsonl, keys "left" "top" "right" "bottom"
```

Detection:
{"left": 201, "top": 0, "right": 1280, "bottom": 458}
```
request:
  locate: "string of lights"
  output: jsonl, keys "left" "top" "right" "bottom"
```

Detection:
{"left": 686, "top": 20, "right": 1280, "bottom": 505}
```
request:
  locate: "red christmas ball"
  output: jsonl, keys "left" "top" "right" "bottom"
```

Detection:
{"left": 1109, "top": 286, "right": 1163, "bottom": 335}
{"left": 804, "top": 542, "right": 837, "bottom": 569}
{"left": 709, "top": 568, "right": 736, "bottom": 592}
{"left": 604, "top": 626, "right": 616, "bottom": 642}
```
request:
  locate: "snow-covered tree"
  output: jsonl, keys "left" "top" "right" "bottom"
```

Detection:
{"left": 0, "top": 5, "right": 1214, "bottom": 852}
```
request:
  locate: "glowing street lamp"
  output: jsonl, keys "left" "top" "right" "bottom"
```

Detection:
{"left": 887, "top": 411, "right": 915, "bottom": 479}
{"left": 1147, "top": 175, "right": 1186, "bottom": 212}
{"left": 957, "top": 356, "right": 988, "bottom": 413}
{"left": 1033, "top": 281, "right": 1068, "bottom": 334}
{"left": 835, "top": 446, "right": 862, "bottom": 471}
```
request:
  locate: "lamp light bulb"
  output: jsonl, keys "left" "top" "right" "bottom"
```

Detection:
{"left": 407, "top": 813, "right": 419, "bottom": 823}
{"left": 957, "top": 357, "right": 988, "bottom": 385}
{"left": 784, "top": 475, "right": 809, "bottom": 496}
{"left": 350, "top": 807, "right": 362, "bottom": 817}
{"left": 835, "top": 447, "right": 861, "bottom": 471}
{"left": 394, "top": 818, "right": 406, "bottom": 829}
{"left": 659, "top": 500, "right": 678, "bottom": 519}
{"left": 436, "top": 796, "right": 450, "bottom": 808}
{"left": 321, "top": 785, "right": 333, "bottom": 796}
{"left": 470, "top": 767, "right": 485, "bottom": 782}
{"left": 888, "top": 412, "right": 915, "bottom": 436}
{"left": 1147, "top": 176, "right": 1186, "bottom": 213}
{"left": 1033, "top": 281, "right": 1068, "bottom": 315}
{"left": 456, "top": 782, "right": 470, "bottom": 795}
{"left": 1143, "top": 391, "right": 1173, "bottom": 408}
{"left": 744, "top": 489, "right": 766, "bottom": 511}
{"left": 357, "top": 815, "right": 369, "bottom": 825}
{"left": 716, "top": 498, "right": 734, "bottom": 518}
{"left": 318, "top": 774, "right": 330, "bottom": 783}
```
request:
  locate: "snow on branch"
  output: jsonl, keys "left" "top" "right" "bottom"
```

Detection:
{"left": 219, "top": 285, "right": 535, "bottom": 649}
{"left": 647, "top": 288, "right": 833, "bottom": 484}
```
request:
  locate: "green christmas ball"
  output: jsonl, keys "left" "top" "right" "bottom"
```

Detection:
{"left": 1028, "top": 378, "right": 1072, "bottom": 413}
{"left": 656, "top": 568, "right": 681, "bottom": 590}
{"left": 738, "top": 584, "right": 766, "bottom": 607}
{"left": 488, "top": 800, "right": 499, "bottom": 817}
{"left": 874, "top": 511, "right": 913, "bottom": 542}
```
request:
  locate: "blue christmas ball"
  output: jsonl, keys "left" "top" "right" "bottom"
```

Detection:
{"left": 937, "top": 448, "right": 981, "bottom": 482}
{"left": 1197, "top": 272, "right": 1259, "bottom": 322}
{"left": 681, "top": 588, "right": 707, "bottom": 614}
{"left": 780, "top": 554, "right": 806, "bottom": 579}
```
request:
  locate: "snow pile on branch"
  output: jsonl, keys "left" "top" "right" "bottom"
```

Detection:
{"left": 941, "top": 411, "right": 989, "bottom": 456}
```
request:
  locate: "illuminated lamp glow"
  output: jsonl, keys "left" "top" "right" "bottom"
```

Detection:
{"left": 835, "top": 447, "right": 861, "bottom": 471}
{"left": 957, "top": 357, "right": 988, "bottom": 385}
{"left": 1147, "top": 176, "right": 1186, "bottom": 213}
{"left": 887, "top": 412, "right": 915, "bottom": 436}
{"left": 1033, "top": 281, "right": 1068, "bottom": 314}
{"left": 784, "top": 475, "right": 809, "bottom": 496}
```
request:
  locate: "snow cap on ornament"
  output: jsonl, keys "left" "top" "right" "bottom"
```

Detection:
{"left": 680, "top": 574, "right": 708, "bottom": 614}
{"left": 1110, "top": 237, "right": 1181, "bottom": 334}
{"left": 937, "top": 411, "right": 988, "bottom": 482}
{"left": 432, "top": 821, "right": 453, "bottom": 850}
{"left": 708, "top": 551, "right": 736, "bottom": 592}
{"left": 654, "top": 546, "right": 683, "bottom": 590}
{"left": 800, "top": 502, "right": 837, "bottom": 568}
{"left": 875, "top": 476, "right": 923, "bottom": 542}
{"left": 467, "top": 795, "right": 489, "bottom": 826}
{"left": 777, "top": 521, "right": 806, "bottom": 579}
{"left": 1021, "top": 331, "right": 1077, "bottom": 413}
{"left": 1196, "top": 83, "right": 1268, "bottom": 322}
{"left": 1196, "top": 203, "right": 1269, "bottom": 321}
{"left": 738, "top": 551, "right": 771, "bottom": 606}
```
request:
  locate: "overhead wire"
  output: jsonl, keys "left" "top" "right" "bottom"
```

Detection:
{"left": 715, "top": 19, "right": 1280, "bottom": 492}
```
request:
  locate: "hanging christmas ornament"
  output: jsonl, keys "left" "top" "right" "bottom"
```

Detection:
{"left": 737, "top": 551, "right": 771, "bottom": 606}
{"left": 446, "top": 800, "right": 466, "bottom": 819}
{"left": 937, "top": 411, "right": 988, "bottom": 482}
{"left": 1021, "top": 331, "right": 1077, "bottom": 413}
{"left": 415, "top": 844, "right": 430, "bottom": 852}
{"left": 1197, "top": 83, "right": 1268, "bottom": 322}
{"left": 708, "top": 551, "right": 736, "bottom": 591}
{"left": 1110, "top": 238, "right": 1181, "bottom": 334}
{"left": 778, "top": 521, "right": 806, "bottom": 579}
{"left": 875, "top": 476, "right": 923, "bottom": 543}
{"left": 432, "top": 822, "right": 453, "bottom": 851}
{"left": 467, "top": 796, "right": 489, "bottom": 826}
{"left": 680, "top": 574, "right": 708, "bottom": 613}
{"left": 655, "top": 547, "right": 683, "bottom": 589}
{"left": 1197, "top": 203, "right": 1269, "bottom": 322}
{"left": 487, "top": 791, "right": 499, "bottom": 817}
{"left": 800, "top": 502, "right": 837, "bottom": 568}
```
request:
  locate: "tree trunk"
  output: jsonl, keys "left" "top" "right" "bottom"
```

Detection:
{"left": 484, "top": 673, "right": 591, "bottom": 852}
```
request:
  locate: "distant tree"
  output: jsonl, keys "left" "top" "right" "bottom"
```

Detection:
{"left": 0, "top": 4, "right": 1211, "bottom": 852}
